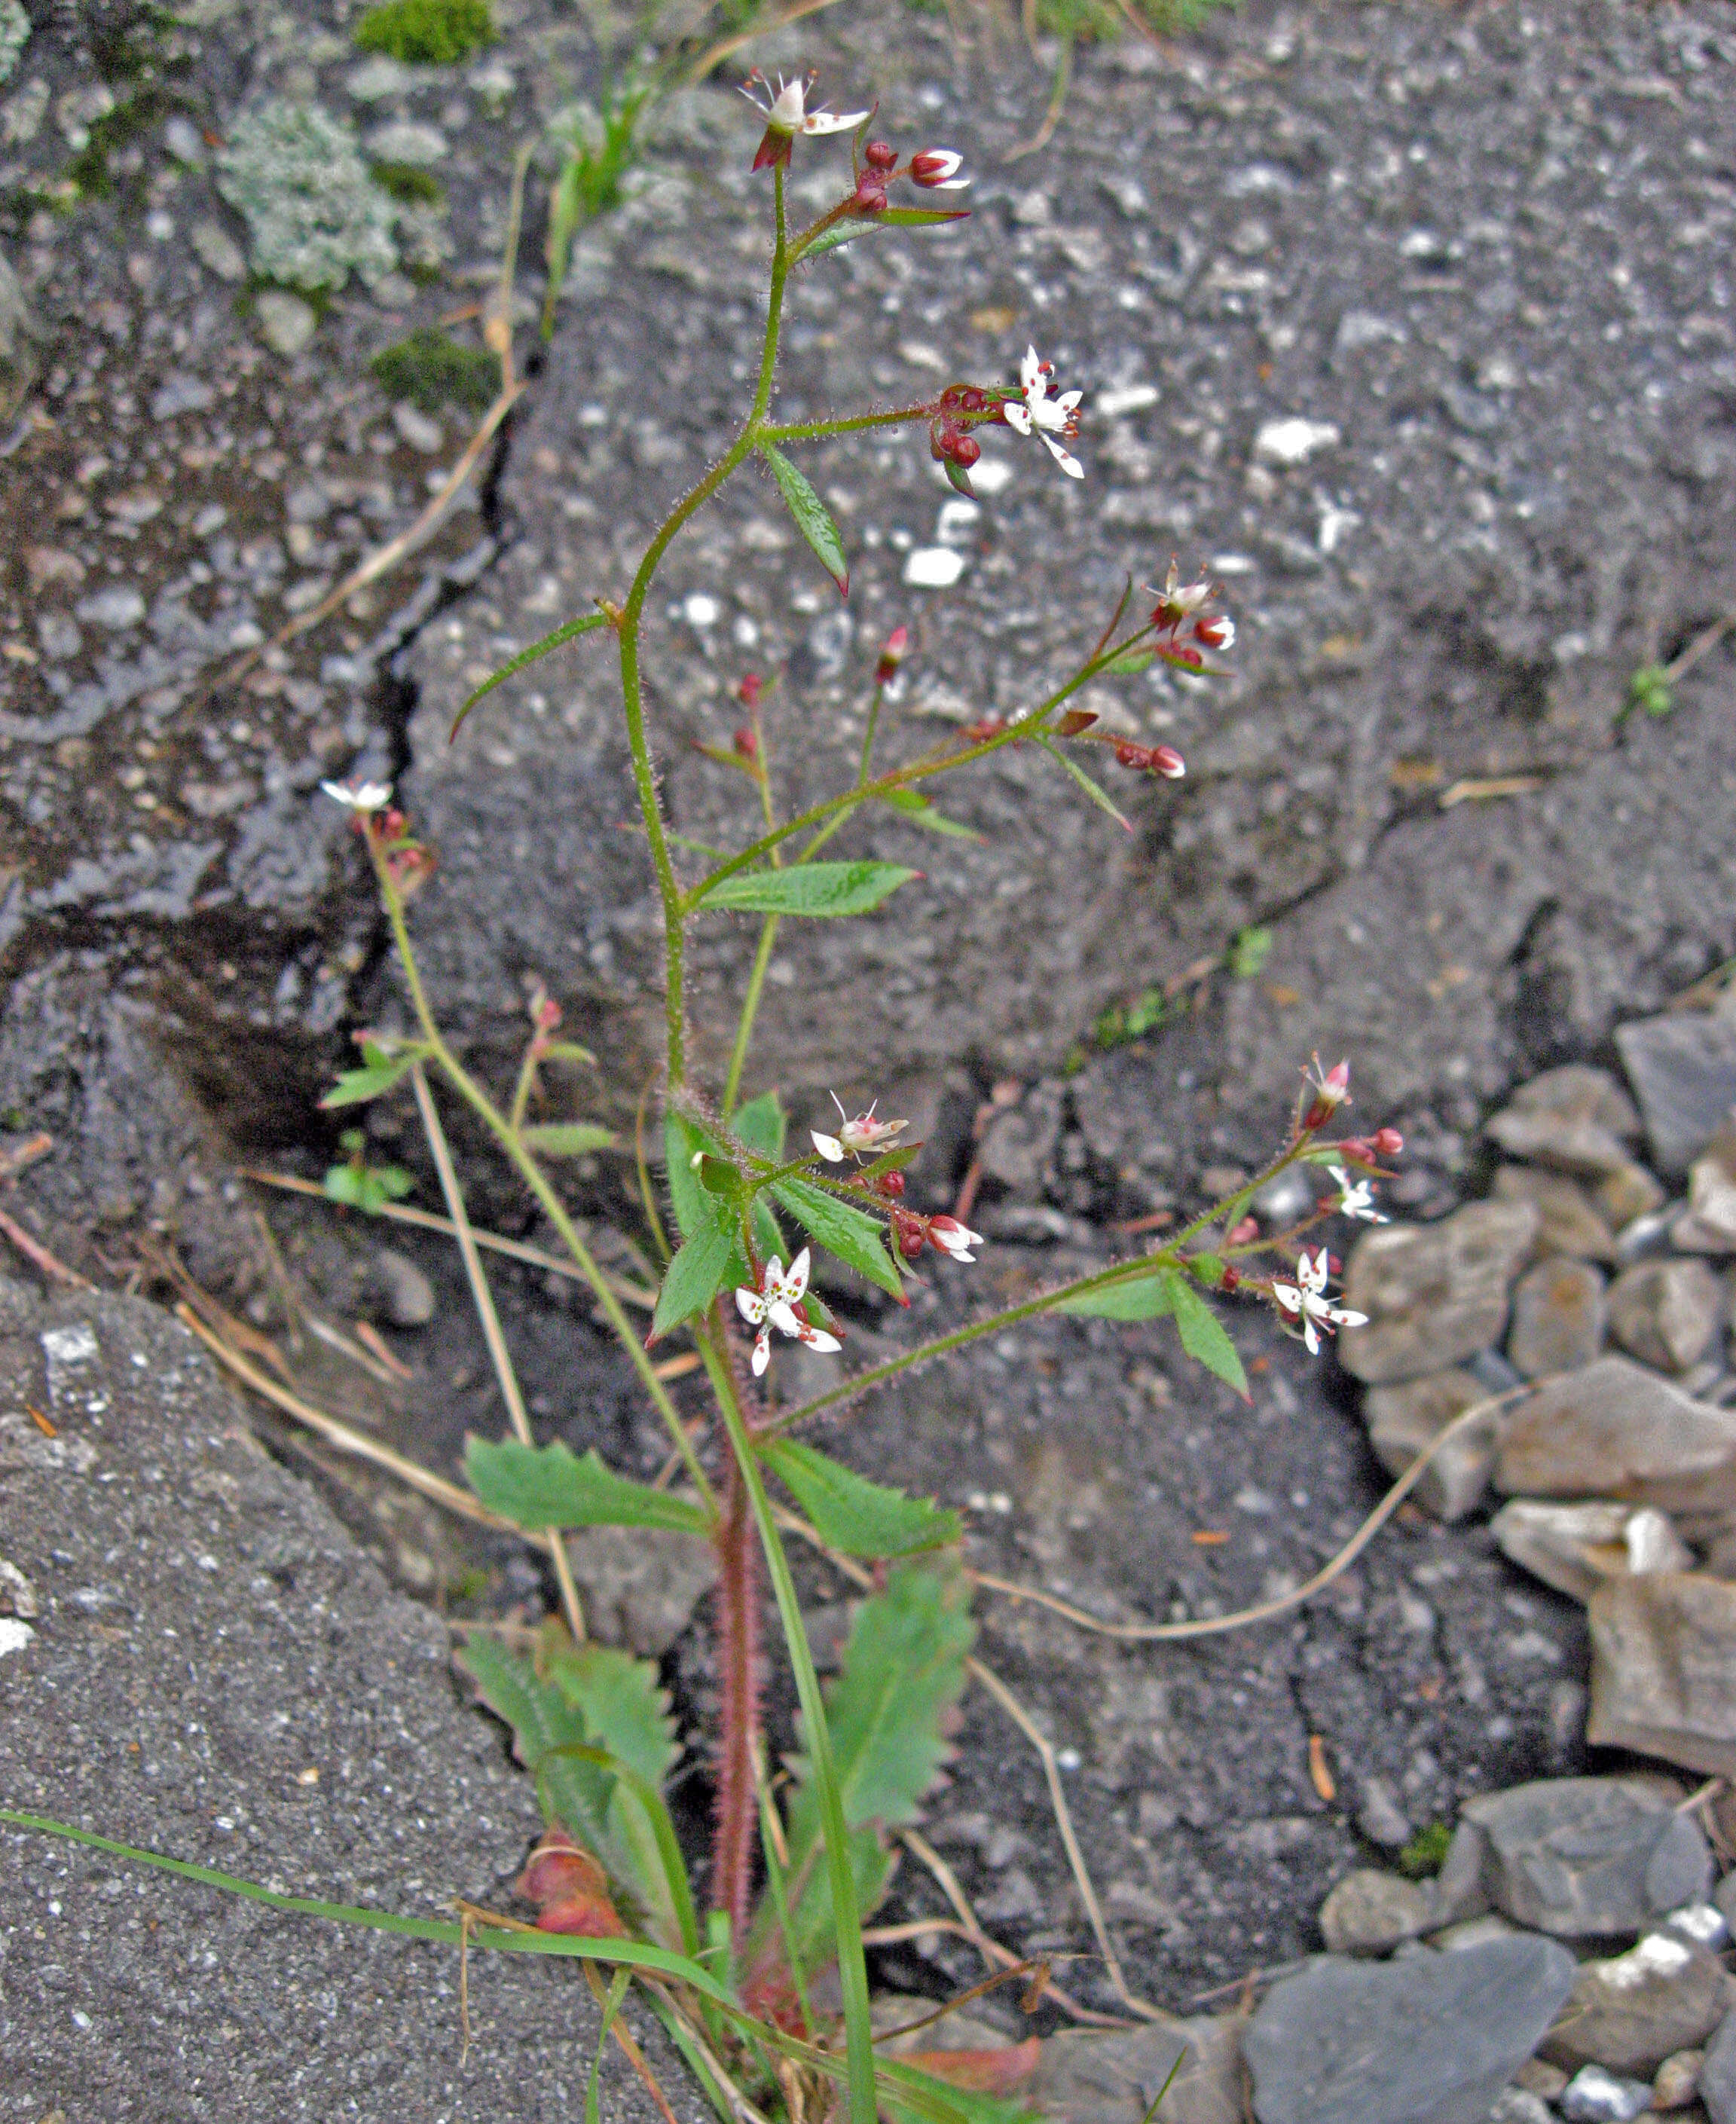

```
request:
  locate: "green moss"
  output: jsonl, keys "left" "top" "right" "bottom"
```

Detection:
{"left": 1397, "top": 1822, "right": 1453, "bottom": 1878}
{"left": 370, "top": 160, "right": 445, "bottom": 205}
{"left": 370, "top": 326, "right": 500, "bottom": 415}
{"left": 353, "top": 0, "right": 496, "bottom": 66}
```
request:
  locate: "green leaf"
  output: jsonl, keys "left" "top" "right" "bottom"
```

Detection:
{"left": 665, "top": 1114, "right": 754, "bottom": 1292}
{"left": 465, "top": 1437, "right": 710, "bottom": 1535}
{"left": 760, "top": 445, "right": 849, "bottom": 594}
{"left": 1103, "top": 648, "right": 1157, "bottom": 674}
{"left": 756, "top": 1560, "right": 973, "bottom": 1982}
{"left": 1034, "top": 734, "right": 1132, "bottom": 833}
{"left": 880, "top": 2064, "right": 1038, "bottom": 2124}
{"left": 1166, "top": 1273, "right": 1249, "bottom": 1399}
{"left": 519, "top": 1121, "right": 618, "bottom": 1157}
{"left": 730, "top": 1087, "right": 787, "bottom": 1160}
{"left": 942, "top": 457, "right": 976, "bottom": 500}
{"left": 801, "top": 205, "right": 970, "bottom": 259}
{"left": 880, "top": 787, "right": 980, "bottom": 841}
{"left": 585, "top": 1969, "right": 633, "bottom": 2124}
{"left": 1057, "top": 1268, "right": 1176, "bottom": 1320}
{"left": 652, "top": 1212, "right": 738, "bottom": 1338}
{"left": 322, "top": 1162, "right": 415, "bottom": 1212}
{"left": 770, "top": 1175, "right": 904, "bottom": 1300}
{"left": 1228, "top": 925, "right": 1273, "bottom": 979}
{"left": 459, "top": 1631, "right": 689, "bottom": 1951}
{"left": 319, "top": 1041, "right": 418, "bottom": 1108}
{"left": 694, "top": 860, "right": 920, "bottom": 919}
{"left": 762, "top": 1439, "right": 961, "bottom": 1558}
{"left": 449, "top": 611, "right": 610, "bottom": 735}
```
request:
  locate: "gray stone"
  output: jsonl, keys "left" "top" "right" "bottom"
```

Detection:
{"left": 1487, "top": 2092, "right": 1554, "bottom": 2124}
{"left": 1241, "top": 1937, "right": 1576, "bottom": 2124}
{"left": 1671, "top": 1128, "right": 1736, "bottom": 1256}
{"left": 1430, "top": 1915, "right": 1514, "bottom": 1951}
{"left": 1542, "top": 1933, "right": 1728, "bottom": 2076}
{"left": 1459, "top": 1776, "right": 1712, "bottom": 1937}
{"left": 1652, "top": 2047, "right": 1705, "bottom": 2110}
{"left": 0, "top": 1279, "right": 701, "bottom": 2122}
{"left": 1032, "top": 2015, "right": 1245, "bottom": 2124}
{"left": 564, "top": 1521, "right": 717, "bottom": 1658}
{"left": 1496, "top": 1358, "right": 1736, "bottom": 1515}
{"left": 1607, "top": 1258, "right": 1725, "bottom": 1374}
{"left": 1558, "top": 2064, "right": 1658, "bottom": 2123}
{"left": 1493, "top": 1165, "right": 1616, "bottom": 1262}
{"left": 1616, "top": 1013, "right": 1736, "bottom": 1179}
{"left": 0, "top": 249, "right": 41, "bottom": 420}
{"left": 189, "top": 216, "right": 246, "bottom": 281}
{"left": 1431, "top": 1818, "right": 1492, "bottom": 1927}
{"left": 1485, "top": 1066, "right": 1642, "bottom": 1178}
{"left": 255, "top": 288, "right": 317, "bottom": 356}
{"left": 1356, "top": 1773, "right": 1414, "bottom": 1850}
{"left": 391, "top": 400, "right": 445, "bottom": 454}
{"left": 1507, "top": 1256, "right": 1606, "bottom": 1379}
{"left": 368, "top": 1245, "right": 436, "bottom": 1328}
{"left": 1339, "top": 1202, "right": 1539, "bottom": 1386}
{"left": 1701, "top": 2010, "right": 1736, "bottom": 2124}
{"left": 1491, "top": 1500, "right": 1694, "bottom": 1604}
{"left": 1318, "top": 1868, "right": 1435, "bottom": 1954}
{"left": 1594, "top": 1161, "right": 1669, "bottom": 1234}
{"left": 976, "top": 1080, "right": 1063, "bottom": 1196}
{"left": 1588, "top": 1572, "right": 1736, "bottom": 1779}
{"left": 1364, "top": 1368, "right": 1502, "bottom": 1522}
{"left": 73, "top": 584, "right": 145, "bottom": 630}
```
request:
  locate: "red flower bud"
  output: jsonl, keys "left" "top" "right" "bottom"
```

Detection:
{"left": 1151, "top": 744, "right": 1186, "bottom": 780}
{"left": 1194, "top": 616, "right": 1233, "bottom": 651}
{"left": 854, "top": 179, "right": 888, "bottom": 215}
{"left": 1336, "top": 1137, "right": 1374, "bottom": 1166}
{"left": 734, "top": 726, "right": 759, "bottom": 759}
{"left": 910, "top": 148, "right": 966, "bottom": 188}
{"left": 876, "top": 1169, "right": 906, "bottom": 1198}
{"left": 949, "top": 430, "right": 980, "bottom": 468}
{"left": 959, "top": 387, "right": 986, "bottom": 413}
{"left": 1055, "top": 709, "right": 1099, "bottom": 737}
{"left": 1114, "top": 741, "right": 1152, "bottom": 770}
{"left": 930, "top": 417, "right": 961, "bottom": 463}
{"left": 875, "top": 625, "right": 908, "bottom": 683}
{"left": 939, "top": 386, "right": 964, "bottom": 411}
{"left": 864, "top": 139, "right": 897, "bottom": 171}
{"left": 738, "top": 671, "right": 763, "bottom": 709}
{"left": 1221, "top": 1264, "right": 1241, "bottom": 1292}
{"left": 1227, "top": 1216, "right": 1258, "bottom": 1245}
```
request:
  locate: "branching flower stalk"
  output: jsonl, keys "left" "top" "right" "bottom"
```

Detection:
{"left": 314, "top": 76, "right": 1404, "bottom": 2124}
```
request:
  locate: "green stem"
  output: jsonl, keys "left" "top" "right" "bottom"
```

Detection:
{"left": 759, "top": 405, "right": 933, "bottom": 445}
{"left": 723, "top": 914, "right": 781, "bottom": 1117}
{"left": 699, "top": 1322, "right": 877, "bottom": 2124}
{"left": 857, "top": 680, "right": 886, "bottom": 790}
{"left": 372, "top": 847, "right": 717, "bottom": 1517}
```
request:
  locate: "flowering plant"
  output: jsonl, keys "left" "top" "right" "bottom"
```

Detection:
{"left": 318, "top": 81, "right": 1395, "bottom": 2124}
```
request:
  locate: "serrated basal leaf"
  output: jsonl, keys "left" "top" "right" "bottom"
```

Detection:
{"left": 520, "top": 1122, "right": 618, "bottom": 1157}
{"left": 1057, "top": 1267, "right": 1175, "bottom": 1320}
{"left": 665, "top": 1114, "right": 754, "bottom": 1294}
{"left": 762, "top": 1439, "right": 961, "bottom": 1558}
{"left": 761, "top": 445, "right": 849, "bottom": 594}
{"left": 770, "top": 1175, "right": 903, "bottom": 1299}
{"left": 694, "top": 860, "right": 920, "bottom": 920}
{"left": 652, "top": 1213, "right": 737, "bottom": 1339}
{"left": 1166, "top": 1273, "right": 1249, "bottom": 1399}
{"left": 466, "top": 1437, "right": 710, "bottom": 1535}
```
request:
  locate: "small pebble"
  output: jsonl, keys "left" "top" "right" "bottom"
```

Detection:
{"left": 1560, "top": 2063, "right": 1655, "bottom": 2122}
{"left": 370, "top": 1248, "right": 435, "bottom": 1328}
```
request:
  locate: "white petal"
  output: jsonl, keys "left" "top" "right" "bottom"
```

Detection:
{"left": 1019, "top": 345, "right": 1042, "bottom": 393}
{"left": 811, "top": 1132, "right": 845, "bottom": 1162}
{"left": 767, "top": 1301, "right": 803, "bottom": 1338}
{"left": 798, "top": 1326, "right": 842, "bottom": 1354}
{"left": 1272, "top": 1285, "right": 1301, "bottom": 1312}
{"left": 1329, "top": 1307, "right": 1369, "bottom": 1329}
{"left": 1001, "top": 402, "right": 1033, "bottom": 436}
{"left": 784, "top": 1248, "right": 811, "bottom": 1300}
{"left": 1302, "top": 1317, "right": 1321, "bottom": 1355}
{"left": 769, "top": 78, "right": 807, "bottom": 127}
{"left": 1053, "top": 390, "right": 1083, "bottom": 417}
{"left": 736, "top": 1285, "right": 768, "bottom": 1324}
{"left": 763, "top": 1256, "right": 785, "bottom": 1293}
{"left": 752, "top": 1331, "right": 772, "bottom": 1376}
{"left": 1040, "top": 433, "right": 1085, "bottom": 478}
{"left": 801, "top": 108, "right": 869, "bottom": 134}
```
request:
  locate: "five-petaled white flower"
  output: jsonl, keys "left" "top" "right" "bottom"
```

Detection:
{"left": 1328, "top": 1166, "right": 1387, "bottom": 1224}
{"left": 1001, "top": 345, "right": 1083, "bottom": 479}
{"left": 321, "top": 778, "right": 393, "bottom": 813}
{"left": 811, "top": 1093, "right": 909, "bottom": 1164}
{"left": 1271, "top": 1247, "right": 1367, "bottom": 1357}
{"left": 734, "top": 1248, "right": 842, "bottom": 1376}
{"left": 741, "top": 70, "right": 867, "bottom": 169}
{"left": 928, "top": 1215, "right": 986, "bottom": 1264}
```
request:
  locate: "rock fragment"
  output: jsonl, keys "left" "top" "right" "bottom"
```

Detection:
{"left": 1454, "top": 1776, "right": 1711, "bottom": 1936}
{"left": 1339, "top": 1200, "right": 1539, "bottom": 1385}
{"left": 1241, "top": 1936, "right": 1576, "bottom": 2124}
{"left": 1507, "top": 1256, "right": 1606, "bottom": 1378}
{"left": 1587, "top": 1572, "right": 1736, "bottom": 1777}
{"left": 1594, "top": 1160, "right": 1668, "bottom": 1233}
{"left": 1317, "top": 1868, "right": 1435, "bottom": 1954}
{"left": 1496, "top": 1358, "right": 1736, "bottom": 1514}
{"left": 1493, "top": 1165, "right": 1615, "bottom": 1261}
{"left": 368, "top": 1246, "right": 436, "bottom": 1328}
{"left": 1701, "top": 2009, "right": 1736, "bottom": 2124}
{"left": 1485, "top": 1065, "right": 1642, "bottom": 1177}
{"left": 1671, "top": 1126, "right": 1736, "bottom": 1255}
{"left": 1363, "top": 1366, "right": 1503, "bottom": 1520}
{"left": 1652, "top": 2047, "right": 1704, "bottom": 2110}
{"left": 1032, "top": 2014, "right": 1244, "bottom": 2124}
{"left": 1606, "top": 1258, "right": 1725, "bottom": 1374}
{"left": 564, "top": 1523, "right": 717, "bottom": 1658}
{"left": 1558, "top": 2064, "right": 1658, "bottom": 2122}
{"left": 1541, "top": 1932, "right": 1728, "bottom": 2076}
{"left": 1615, "top": 1010, "right": 1736, "bottom": 1178}
{"left": 1492, "top": 1499, "right": 1693, "bottom": 1603}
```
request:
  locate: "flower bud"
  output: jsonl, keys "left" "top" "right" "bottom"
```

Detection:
{"left": 1194, "top": 615, "right": 1236, "bottom": 652}
{"left": 1221, "top": 1264, "right": 1241, "bottom": 1292}
{"left": 1114, "top": 741, "right": 1152, "bottom": 771}
{"left": 1151, "top": 745, "right": 1186, "bottom": 779}
{"left": 854, "top": 177, "right": 888, "bottom": 214}
{"left": 876, "top": 1169, "right": 906, "bottom": 1198}
{"left": 1336, "top": 1137, "right": 1374, "bottom": 1166}
{"left": 738, "top": 671, "right": 763, "bottom": 709}
{"left": 959, "top": 387, "right": 986, "bottom": 413}
{"left": 875, "top": 625, "right": 908, "bottom": 683}
{"left": 910, "top": 148, "right": 967, "bottom": 189}
{"left": 930, "top": 417, "right": 962, "bottom": 462}
{"left": 1055, "top": 709, "right": 1099, "bottom": 737}
{"left": 733, "top": 726, "right": 759, "bottom": 759}
{"left": 1227, "top": 1216, "right": 1258, "bottom": 1245}
{"left": 864, "top": 139, "right": 897, "bottom": 170}
{"left": 949, "top": 430, "right": 980, "bottom": 468}
{"left": 1373, "top": 1126, "right": 1404, "bottom": 1157}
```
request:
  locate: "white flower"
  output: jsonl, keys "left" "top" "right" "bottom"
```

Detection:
{"left": 1001, "top": 345, "right": 1083, "bottom": 479}
{"left": 910, "top": 148, "right": 969, "bottom": 191}
{"left": 1328, "top": 1166, "right": 1387, "bottom": 1224}
{"left": 811, "top": 1094, "right": 908, "bottom": 1164}
{"left": 733, "top": 1248, "right": 842, "bottom": 1376}
{"left": 321, "top": 778, "right": 393, "bottom": 813}
{"left": 927, "top": 1215, "right": 985, "bottom": 1264}
{"left": 741, "top": 70, "right": 867, "bottom": 167}
{"left": 1146, "top": 561, "right": 1216, "bottom": 626}
{"left": 1270, "top": 1247, "right": 1367, "bottom": 1357}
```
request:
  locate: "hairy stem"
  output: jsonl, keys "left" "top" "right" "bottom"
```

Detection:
{"left": 699, "top": 1320, "right": 877, "bottom": 2124}
{"left": 723, "top": 915, "right": 781, "bottom": 1117}
{"left": 712, "top": 1454, "right": 762, "bottom": 1951}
